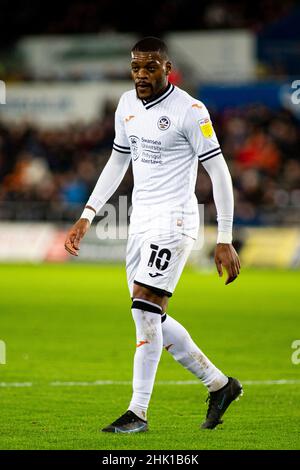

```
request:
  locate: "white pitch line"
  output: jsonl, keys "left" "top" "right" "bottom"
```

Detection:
{"left": 50, "top": 379, "right": 300, "bottom": 386}
{"left": 0, "top": 382, "right": 33, "bottom": 388}
{"left": 243, "top": 380, "right": 300, "bottom": 385}
{"left": 0, "top": 379, "right": 300, "bottom": 388}
{"left": 51, "top": 380, "right": 130, "bottom": 386}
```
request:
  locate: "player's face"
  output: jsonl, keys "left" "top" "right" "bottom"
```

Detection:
{"left": 131, "top": 51, "right": 171, "bottom": 100}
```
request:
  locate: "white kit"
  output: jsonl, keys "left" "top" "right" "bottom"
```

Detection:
{"left": 82, "top": 83, "right": 234, "bottom": 296}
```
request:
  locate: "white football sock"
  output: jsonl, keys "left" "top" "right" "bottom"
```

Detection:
{"left": 128, "top": 299, "right": 163, "bottom": 421}
{"left": 161, "top": 313, "right": 228, "bottom": 392}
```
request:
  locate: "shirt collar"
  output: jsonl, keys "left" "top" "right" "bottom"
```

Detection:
{"left": 141, "top": 82, "right": 175, "bottom": 110}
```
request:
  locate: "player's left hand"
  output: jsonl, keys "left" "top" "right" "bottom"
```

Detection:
{"left": 214, "top": 243, "right": 241, "bottom": 285}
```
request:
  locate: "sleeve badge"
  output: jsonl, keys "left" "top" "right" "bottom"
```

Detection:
{"left": 198, "top": 118, "right": 214, "bottom": 138}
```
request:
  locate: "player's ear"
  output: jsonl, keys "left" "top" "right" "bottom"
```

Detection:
{"left": 165, "top": 61, "right": 172, "bottom": 76}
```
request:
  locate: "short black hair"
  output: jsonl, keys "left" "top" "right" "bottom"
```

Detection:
{"left": 131, "top": 37, "right": 169, "bottom": 59}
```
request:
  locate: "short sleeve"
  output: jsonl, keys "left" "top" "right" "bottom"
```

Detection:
{"left": 112, "top": 95, "right": 131, "bottom": 155}
{"left": 182, "top": 101, "right": 222, "bottom": 163}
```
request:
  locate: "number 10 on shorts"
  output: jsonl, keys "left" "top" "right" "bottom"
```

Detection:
{"left": 147, "top": 244, "right": 172, "bottom": 271}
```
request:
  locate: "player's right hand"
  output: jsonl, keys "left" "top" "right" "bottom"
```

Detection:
{"left": 64, "top": 219, "right": 90, "bottom": 256}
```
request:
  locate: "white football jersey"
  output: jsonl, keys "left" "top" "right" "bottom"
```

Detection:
{"left": 113, "top": 83, "right": 222, "bottom": 239}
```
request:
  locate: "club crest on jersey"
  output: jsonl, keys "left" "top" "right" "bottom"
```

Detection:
{"left": 129, "top": 135, "right": 140, "bottom": 160}
{"left": 157, "top": 116, "right": 171, "bottom": 131}
{"left": 198, "top": 118, "right": 214, "bottom": 138}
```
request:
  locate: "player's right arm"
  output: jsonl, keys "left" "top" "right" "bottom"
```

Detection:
{"left": 64, "top": 149, "right": 131, "bottom": 256}
{"left": 64, "top": 95, "right": 131, "bottom": 256}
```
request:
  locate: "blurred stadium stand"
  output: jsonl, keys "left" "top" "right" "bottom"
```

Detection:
{"left": 0, "top": 0, "right": 299, "bottom": 266}
{"left": 0, "top": 1, "right": 296, "bottom": 43}
{"left": 0, "top": 104, "right": 299, "bottom": 226}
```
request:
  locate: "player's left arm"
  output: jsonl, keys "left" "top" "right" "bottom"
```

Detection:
{"left": 182, "top": 101, "right": 240, "bottom": 285}
{"left": 201, "top": 155, "right": 240, "bottom": 285}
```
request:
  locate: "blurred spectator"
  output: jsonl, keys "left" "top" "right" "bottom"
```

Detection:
{"left": 198, "top": 104, "right": 300, "bottom": 226}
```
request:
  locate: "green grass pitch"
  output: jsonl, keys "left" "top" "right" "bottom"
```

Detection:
{"left": 0, "top": 264, "right": 299, "bottom": 450}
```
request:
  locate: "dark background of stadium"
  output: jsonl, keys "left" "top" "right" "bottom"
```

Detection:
{"left": 0, "top": 0, "right": 299, "bottom": 228}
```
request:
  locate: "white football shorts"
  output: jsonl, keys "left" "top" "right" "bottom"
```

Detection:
{"left": 126, "top": 232, "right": 195, "bottom": 298}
